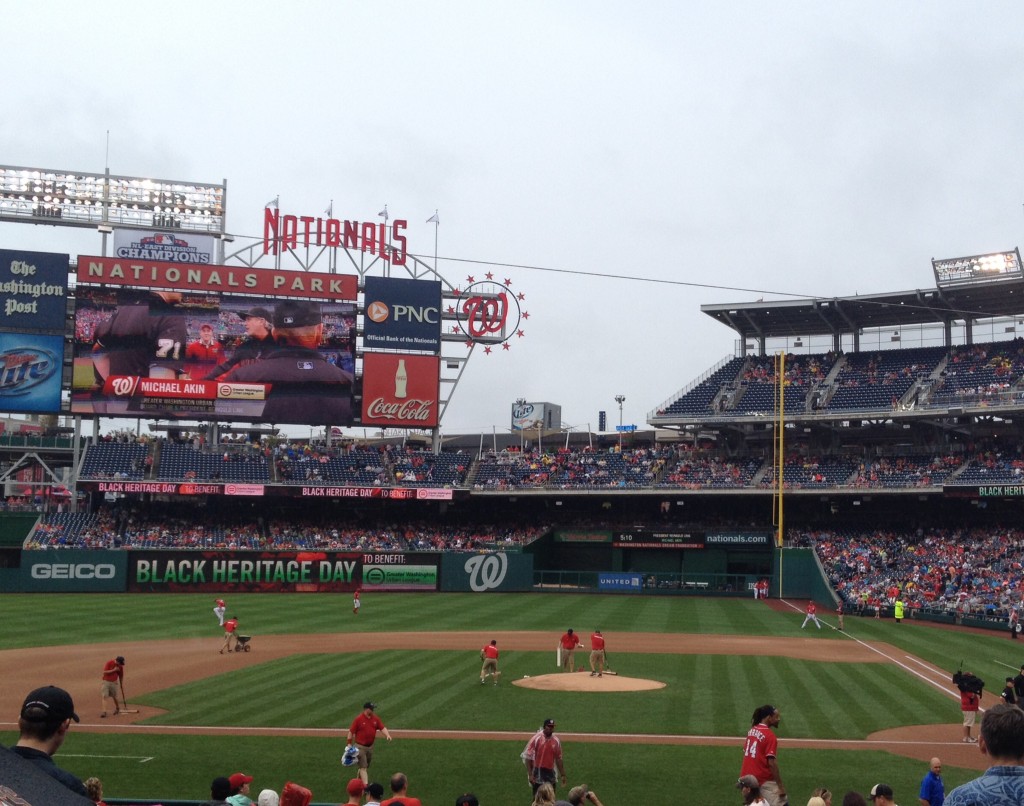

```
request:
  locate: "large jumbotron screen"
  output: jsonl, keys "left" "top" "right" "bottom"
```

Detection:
{"left": 71, "top": 256, "right": 359, "bottom": 426}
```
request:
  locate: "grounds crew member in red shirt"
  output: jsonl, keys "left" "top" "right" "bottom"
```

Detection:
{"left": 559, "top": 628, "right": 583, "bottom": 672}
{"left": 740, "top": 704, "right": 786, "bottom": 806}
{"left": 221, "top": 616, "right": 239, "bottom": 654}
{"left": 100, "top": 655, "right": 125, "bottom": 717}
{"left": 480, "top": 639, "right": 501, "bottom": 685}
{"left": 346, "top": 701, "right": 392, "bottom": 785}
{"left": 589, "top": 630, "right": 606, "bottom": 676}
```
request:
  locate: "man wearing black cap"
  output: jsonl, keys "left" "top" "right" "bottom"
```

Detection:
{"left": 868, "top": 783, "right": 896, "bottom": 805}
{"left": 345, "top": 701, "right": 393, "bottom": 785}
{"left": 100, "top": 655, "right": 125, "bottom": 717}
{"left": 13, "top": 685, "right": 88, "bottom": 796}
{"left": 203, "top": 307, "right": 276, "bottom": 380}
{"left": 220, "top": 300, "right": 354, "bottom": 425}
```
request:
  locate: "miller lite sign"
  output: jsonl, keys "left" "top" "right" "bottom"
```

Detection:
{"left": 361, "top": 353, "right": 440, "bottom": 427}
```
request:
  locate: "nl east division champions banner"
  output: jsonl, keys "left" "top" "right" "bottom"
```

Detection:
{"left": 71, "top": 287, "right": 357, "bottom": 426}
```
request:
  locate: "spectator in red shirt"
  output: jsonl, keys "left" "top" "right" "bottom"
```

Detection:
{"left": 380, "top": 772, "right": 421, "bottom": 806}
{"left": 525, "top": 718, "right": 566, "bottom": 794}
{"left": 345, "top": 701, "right": 392, "bottom": 785}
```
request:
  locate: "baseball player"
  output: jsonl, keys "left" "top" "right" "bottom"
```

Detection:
{"left": 214, "top": 598, "right": 226, "bottom": 627}
{"left": 345, "top": 701, "right": 392, "bottom": 785}
{"left": 801, "top": 601, "right": 821, "bottom": 629}
{"left": 740, "top": 705, "right": 786, "bottom": 806}
{"left": 353, "top": 588, "right": 361, "bottom": 615}
{"left": 558, "top": 628, "right": 583, "bottom": 672}
{"left": 480, "top": 639, "right": 501, "bottom": 685}
{"left": 100, "top": 656, "right": 125, "bottom": 717}
{"left": 589, "top": 630, "right": 606, "bottom": 676}
{"left": 92, "top": 291, "right": 187, "bottom": 381}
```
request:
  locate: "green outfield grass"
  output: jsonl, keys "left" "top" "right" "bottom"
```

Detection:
{"left": 1, "top": 593, "right": 1014, "bottom": 805}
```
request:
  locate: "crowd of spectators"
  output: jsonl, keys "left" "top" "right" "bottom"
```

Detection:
{"left": 26, "top": 506, "right": 544, "bottom": 551}
{"left": 800, "top": 524, "right": 1024, "bottom": 620}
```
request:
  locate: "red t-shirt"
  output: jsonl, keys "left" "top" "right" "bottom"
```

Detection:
{"left": 590, "top": 633, "right": 605, "bottom": 650}
{"left": 560, "top": 632, "right": 581, "bottom": 650}
{"left": 961, "top": 690, "right": 980, "bottom": 712}
{"left": 482, "top": 644, "right": 499, "bottom": 660}
{"left": 350, "top": 712, "right": 385, "bottom": 746}
{"left": 224, "top": 618, "right": 238, "bottom": 634}
{"left": 528, "top": 731, "right": 562, "bottom": 769}
{"left": 740, "top": 722, "right": 777, "bottom": 784}
{"left": 101, "top": 659, "right": 123, "bottom": 682}
{"left": 806, "top": 602, "right": 816, "bottom": 616}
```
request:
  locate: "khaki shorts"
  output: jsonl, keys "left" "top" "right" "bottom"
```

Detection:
{"left": 963, "top": 710, "right": 977, "bottom": 727}
{"left": 482, "top": 658, "right": 497, "bottom": 674}
{"left": 100, "top": 680, "right": 118, "bottom": 698}
{"left": 356, "top": 743, "right": 373, "bottom": 769}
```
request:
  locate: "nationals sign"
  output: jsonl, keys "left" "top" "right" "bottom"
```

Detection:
{"left": 361, "top": 352, "right": 439, "bottom": 427}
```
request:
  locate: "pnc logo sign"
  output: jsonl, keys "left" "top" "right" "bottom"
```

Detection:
{"left": 367, "top": 300, "right": 439, "bottom": 325}
{"left": 366, "top": 301, "right": 390, "bottom": 323}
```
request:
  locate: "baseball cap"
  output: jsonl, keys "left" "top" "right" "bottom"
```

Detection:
{"left": 365, "top": 782, "right": 385, "bottom": 800}
{"left": 240, "top": 307, "right": 272, "bottom": 321}
{"left": 258, "top": 790, "right": 280, "bottom": 806}
{"left": 363, "top": 701, "right": 377, "bottom": 710}
{"left": 543, "top": 718, "right": 556, "bottom": 727}
{"left": 199, "top": 323, "right": 213, "bottom": 330}
{"left": 346, "top": 779, "right": 365, "bottom": 796}
{"left": 273, "top": 300, "right": 321, "bottom": 328}
{"left": 21, "top": 685, "right": 79, "bottom": 723}
{"left": 230, "top": 772, "right": 254, "bottom": 788}
{"left": 736, "top": 775, "right": 760, "bottom": 789}
{"left": 870, "top": 784, "right": 893, "bottom": 798}
{"left": 116, "top": 656, "right": 125, "bottom": 665}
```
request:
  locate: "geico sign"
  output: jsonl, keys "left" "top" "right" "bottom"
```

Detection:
{"left": 31, "top": 563, "right": 116, "bottom": 579}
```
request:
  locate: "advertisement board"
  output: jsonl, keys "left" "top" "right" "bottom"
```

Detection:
{"left": 598, "top": 573, "right": 644, "bottom": 592}
{"left": 0, "top": 333, "right": 64, "bottom": 414}
{"left": 361, "top": 553, "right": 439, "bottom": 591}
{"left": 0, "top": 249, "right": 68, "bottom": 332}
{"left": 361, "top": 352, "right": 439, "bottom": 427}
{"left": 363, "top": 276, "right": 442, "bottom": 351}
{"left": 113, "top": 229, "right": 217, "bottom": 264}
{"left": 21, "top": 550, "right": 126, "bottom": 592}
{"left": 71, "top": 287, "right": 356, "bottom": 425}
{"left": 511, "top": 401, "right": 561, "bottom": 431}
{"left": 128, "top": 550, "right": 362, "bottom": 592}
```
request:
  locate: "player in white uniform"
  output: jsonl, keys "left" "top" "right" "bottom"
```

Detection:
{"left": 213, "top": 598, "right": 226, "bottom": 627}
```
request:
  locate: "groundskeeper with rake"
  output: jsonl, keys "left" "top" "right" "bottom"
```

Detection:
{"left": 100, "top": 655, "right": 125, "bottom": 717}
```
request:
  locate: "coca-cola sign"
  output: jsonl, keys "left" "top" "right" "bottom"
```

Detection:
{"left": 361, "top": 353, "right": 439, "bottom": 427}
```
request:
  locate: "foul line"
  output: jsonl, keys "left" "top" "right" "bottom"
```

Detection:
{"left": 778, "top": 599, "right": 968, "bottom": 705}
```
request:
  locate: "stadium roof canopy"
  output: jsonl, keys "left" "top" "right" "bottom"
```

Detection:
{"left": 701, "top": 278, "right": 1024, "bottom": 343}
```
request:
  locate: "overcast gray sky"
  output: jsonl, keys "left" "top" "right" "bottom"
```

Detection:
{"left": 4, "top": 2, "right": 1024, "bottom": 436}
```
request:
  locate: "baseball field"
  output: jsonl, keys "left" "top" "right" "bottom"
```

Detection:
{"left": 0, "top": 592, "right": 1012, "bottom": 805}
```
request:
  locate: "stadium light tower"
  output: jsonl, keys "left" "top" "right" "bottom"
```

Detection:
{"left": 615, "top": 394, "right": 626, "bottom": 451}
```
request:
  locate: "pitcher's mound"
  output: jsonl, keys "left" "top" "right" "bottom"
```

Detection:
{"left": 513, "top": 673, "right": 665, "bottom": 692}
